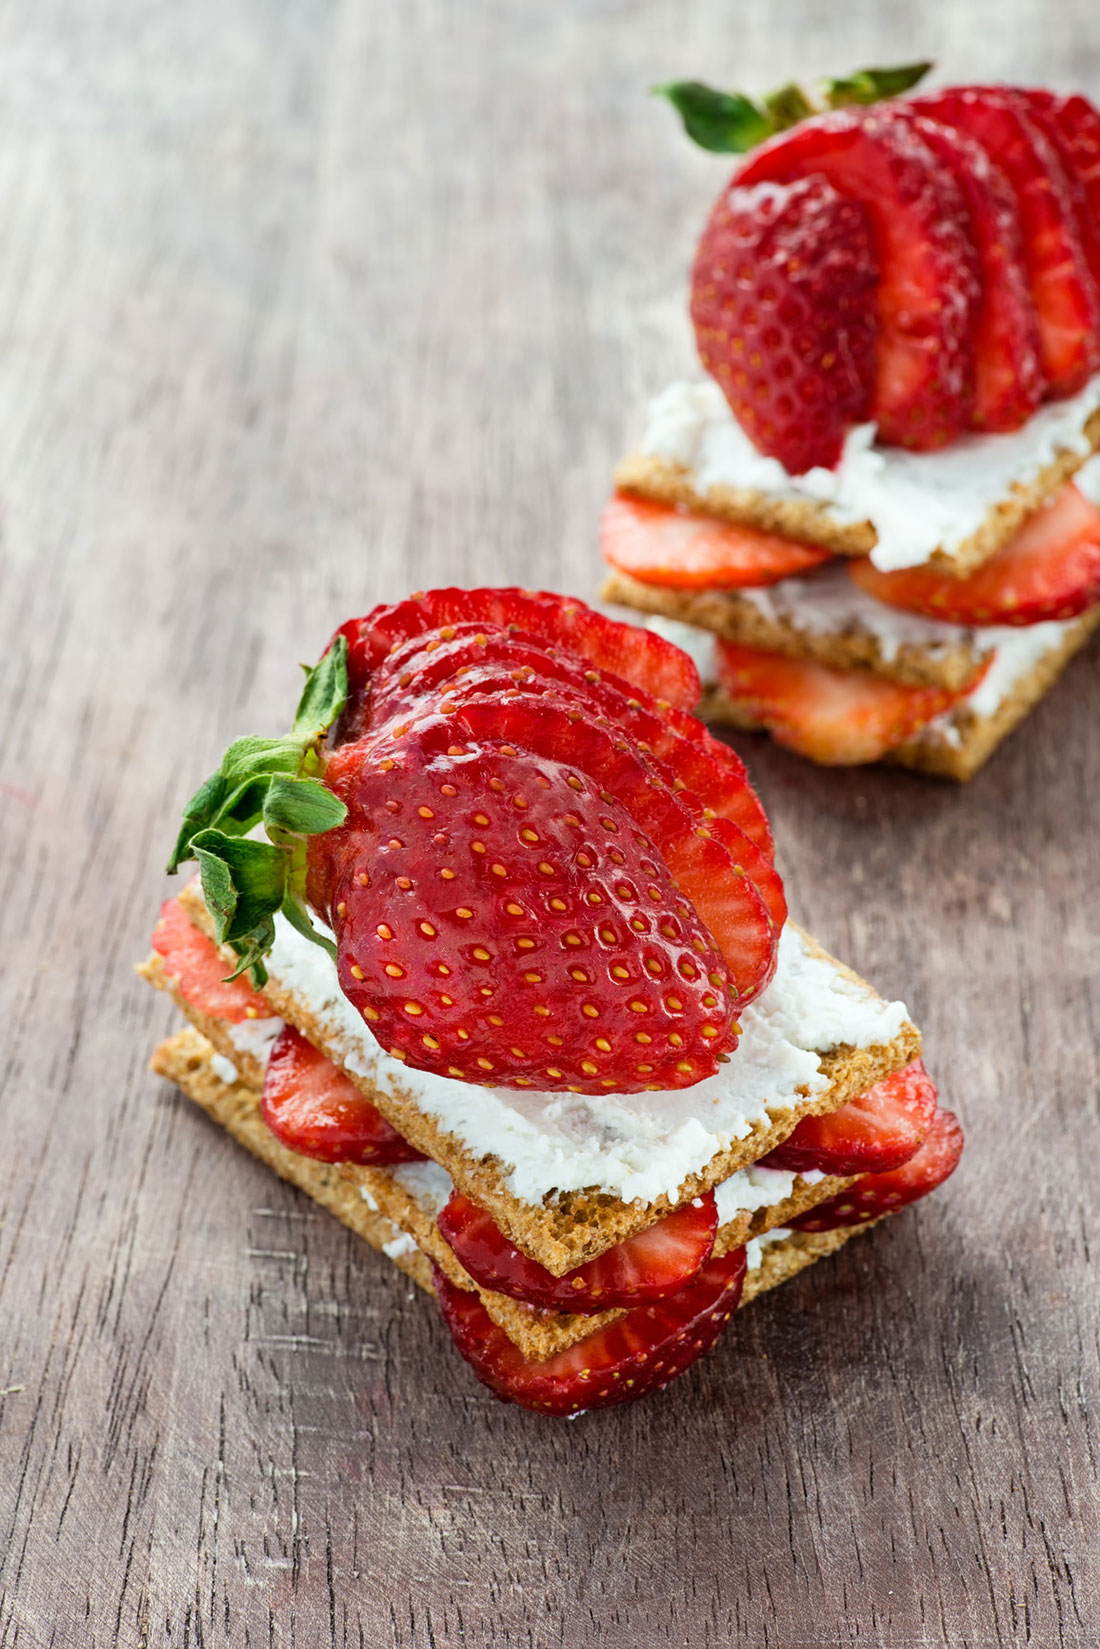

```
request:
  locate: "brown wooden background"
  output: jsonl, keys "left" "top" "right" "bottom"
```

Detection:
{"left": 3, "top": 3, "right": 1100, "bottom": 1644}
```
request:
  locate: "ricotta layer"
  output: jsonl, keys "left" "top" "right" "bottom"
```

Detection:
{"left": 636, "top": 377, "right": 1100, "bottom": 572}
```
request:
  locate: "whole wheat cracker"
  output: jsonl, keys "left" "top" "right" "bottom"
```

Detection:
{"left": 156, "top": 884, "right": 920, "bottom": 1275}
{"left": 601, "top": 569, "right": 987, "bottom": 692}
{"left": 614, "top": 402, "right": 1100, "bottom": 580}
{"left": 140, "top": 985, "right": 861, "bottom": 1358}
{"left": 151, "top": 1029, "right": 869, "bottom": 1352}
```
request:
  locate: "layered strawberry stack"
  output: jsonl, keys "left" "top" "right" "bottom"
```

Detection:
{"left": 141, "top": 588, "right": 962, "bottom": 1415}
{"left": 602, "top": 79, "right": 1100, "bottom": 776}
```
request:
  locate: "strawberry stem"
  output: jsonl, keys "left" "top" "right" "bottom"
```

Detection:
{"left": 656, "top": 61, "right": 933, "bottom": 153}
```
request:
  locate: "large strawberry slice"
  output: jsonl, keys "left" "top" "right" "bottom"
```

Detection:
{"left": 908, "top": 88, "right": 1100, "bottom": 397}
{"left": 889, "top": 108, "right": 1043, "bottom": 432}
{"left": 690, "top": 174, "right": 879, "bottom": 473}
{"left": 714, "top": 641, "right": 975, "bottom": 765}
{"left": 370, "top": 629, "right": 776, "bottom": 862}
{"left": 260, "top": 1024, "right": 425, "bottom": 1165}
{"left": 336, "top": 589, "right": 701, "bottom": 718}
{"left": 313, "top": 719, "right": 747, "bottom": 1092}
{"left": 445, "top": 696, "right": 778, "bottom": 1003}
{"left": 600, "top": 493, "right": 835, "bottom": 586}
{"left": 735, "top": 107, "right": 980, "bottom": 450}
{"left": 849, "top": 482, "right": 1100, "bottom": 626}
{"left": 437, "top": 1189, "right": 718, "bottom": 1310}
{"left": 791, "top": 1107, "right": 964, "bottom": 1231}
{"left": 151, "top": 896, "right": 272, "bottom": 1022}
{"left": 433, "top": 1246, "right": 746, "bottom": 1414}
{"left": 762, "top": 1058, "right": 938, "bottom": 1177}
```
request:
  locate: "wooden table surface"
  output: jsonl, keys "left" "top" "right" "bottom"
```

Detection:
{"left": 3, "top": 3, "right": 1100, "bottom": 1644}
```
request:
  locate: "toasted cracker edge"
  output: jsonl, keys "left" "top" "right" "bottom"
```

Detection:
{"left": 151, "top": 1026, "right": 869, "bottom": 1359}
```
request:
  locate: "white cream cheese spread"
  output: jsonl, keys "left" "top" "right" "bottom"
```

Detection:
{"left": 636, "top": 376, "right": 1100, "bottom": 572}
{"left": 241, "top": 907, "right": 907, "bottom": 1209}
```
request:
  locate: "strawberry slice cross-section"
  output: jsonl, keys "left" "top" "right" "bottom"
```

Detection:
{"left": 735, "top": 106, "right": 980, "bottom": 451}
{"left": 714, "top": 640, "right": 979, "bottom": 765}
{"left": 909, "top": 87, "right": 1100, "bottom": 398}
{"left": 791, "top": 1107, "right": 964, "bottom": 1232}
{"left": 600, "top": 493, "right": 834, "bottom": 589}
{"left": 261, "top": 1024, "right": 425, "bottom": 1165}
{"left": 437, "top": 1189, "right": 719, "bottom": 1311}
{"left": 761, "top": 1058, "right": 938, "bottom": 1177}
{"left": 313, "top": 716, "right": 759, "bottom": 1093}
{"left": 849, "top": 482, "right": 1100, "bottom": 626}
{"left": 152, "top": 895, "right": 272, "bottom": 1022}
{"left": 433, "top": 1246, "right": 747, "bottom": 1415}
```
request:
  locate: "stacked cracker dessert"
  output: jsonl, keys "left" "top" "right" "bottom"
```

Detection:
{"left": 602, "top": 76, "right": 1100, "bottom": 777}
{"left": 140, "top": 588, "right": 961, "bottom": 1414}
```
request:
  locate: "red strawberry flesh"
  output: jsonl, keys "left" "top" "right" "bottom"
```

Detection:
{"left": 336, "top": 588, "right": 701, "bottom": 720}
{"left": 791, "top": 1107, "right": 964, "bottom": 1232}
{"left": 735, "top": 107, "right": 980, "bottom": 450}
{"left": 152, "top": 895, "right": 271, "bottom": 1023}
{"left": 600, "top": 492, "right": 835, "bottom": 586}
{"left": 433, "top": 1246, "right": 746, "bottom": 1414}
{"left": 313, "top": 719, "right": 744, "bottom": 1092}
{"left": 260, "top": 1024, "right": 425, "bottom": 1165}
{"left": 690, "top": 172, "right": 879, "bottom": 473}
{"left": 889, "top": 107, "right": 1043, "bottom": 432}
{"left": 445, "top": 695, "right": 778, "bottom": 1005}
{"left": 714, "top": 640, "right": 978, "bottom": 765}
{"left": 762, "top": 1058, "right": 938, "bottom": 1176}
{"left": 848, "top": 482, "right": 1100, "bottom": 626}
{"left": 437, "top": 1189, "right": 718, "bottom": 1311}
{"left": 908, "top": 87, "right": 1100, "bottom": 397}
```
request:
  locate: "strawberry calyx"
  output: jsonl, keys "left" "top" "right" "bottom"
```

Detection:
{"left": 166, "top": 637, "right": 351, "bottom": 986}
{"left": 655, "top": 61, "right": 932, "bottom": 155}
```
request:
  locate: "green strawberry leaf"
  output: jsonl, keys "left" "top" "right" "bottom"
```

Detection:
{"left": 657, "top": 61, "right": 934, "bottom": 153}
{"left": 293, "top": 635, "right": 349, "bottom": 739}
{"left": 262, "top": 775, "right": 348, "bottom": 837}
{"left": 652, "top": 82, "right": 772, "bottom": 154}
{"left": 822, "top": 62, "right": 932, "bottom": 108}
{"left": 167, "top": 636, "right": 351, "bottom": 981}
{"left": 166, "top": 769, "right": 229, "bottom": 874}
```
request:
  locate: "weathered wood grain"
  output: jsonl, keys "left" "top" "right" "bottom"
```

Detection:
{"left": 2, "top": 1, "right": 1100, "bottom": 1643}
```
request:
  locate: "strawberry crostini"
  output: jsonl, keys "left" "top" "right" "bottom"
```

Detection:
{"left": 602, "top": 67, "right": 1100, "bottom": 777}
{"left": 139, "top": 588, "right": 961, "bottom": 1414}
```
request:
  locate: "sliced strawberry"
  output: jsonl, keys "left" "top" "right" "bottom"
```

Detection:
{"left": 370, "top": 632, "right": 776, "bottom": 862}
{"left": 261, "top": 1024, "right": 424, "bottom": 1165}
{"left": 849, "top": 482, "right": 1100, "bottom": 626}
{"left": 600, "top": 494, "right": 834, "bottom": 588}
{"left": 1017, "top": 90, "right": 1100, "bottom": 310}
{"left": 736, "top": 107, "right": 980, "bottom": 450}
{"left": 416, "top": 662, "right": 779, "bottom": 888}
{"left": 1024, "top": 90, "right": 1100, "bottom": 276}
{"left": 311, "top": 718, "right": 745, "bottom": 1093}
{"left": 151, "top": 895, "right": 271, "bottom": 1022}
{"left": 714, "top": 641, "right": 974, "bottom": 765}
{"left": 437, "top": 1189, "right": 718, "bottom": 1311}
{"left": 791, "top": 1107, "right": 964, "bottom": 1231}
{"left": 433, "top": 1246, "right": 746, "bottom": 1414}
{"left": 690, "top": 173, "right": 879, "bottom": 473}
{"left": 446, "top": 696, "right": 778, "bottom": 1005}
{"left": 889, "top": 108, "right": 1043, "bottom": 432}
{"left": 336, "top": 589, "right": 701, "bottom": 715}
{"left": 909, "top": 88, "right": 1100, "bottom": 397}
{"left": 762, "top": 1058, "right": 938, "bottom": 1177}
